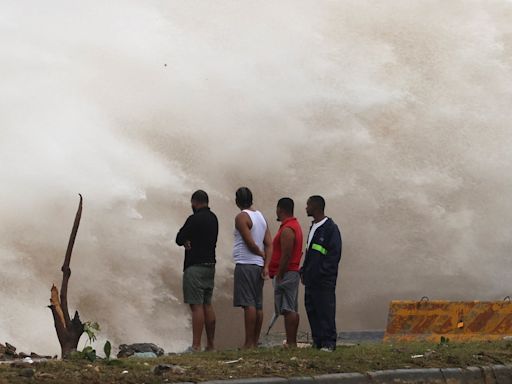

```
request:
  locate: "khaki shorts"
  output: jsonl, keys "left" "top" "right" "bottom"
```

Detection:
{"left": 183, "top": 264, "right": 215, "bottom": 305}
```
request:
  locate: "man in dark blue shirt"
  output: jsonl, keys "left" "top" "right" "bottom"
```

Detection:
{"left": 176, "top": 190, "right": 218, "bottom": 352}
{"left": 300, "top": 195, "right": 342, "bottom": 351}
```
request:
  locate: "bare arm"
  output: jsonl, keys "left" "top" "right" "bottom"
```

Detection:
{"left": 262, "top": 226, "right": 272, "bottom": 279}
{"left": 262, "top": 226, "right": 272, "bottom": 266}
{"left": 235, "top": 212, "right": 264, "bottom": 257}
{"left": 277, "top": 227, "right": 295, "bottom": 280}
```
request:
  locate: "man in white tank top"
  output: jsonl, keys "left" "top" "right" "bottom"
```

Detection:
{"left": 232, "top": 187, "right": 272, "bottom": 348}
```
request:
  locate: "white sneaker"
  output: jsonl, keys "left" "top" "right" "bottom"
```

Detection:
{"left": 181, "top": 346, "right": 200, "bottom": 354}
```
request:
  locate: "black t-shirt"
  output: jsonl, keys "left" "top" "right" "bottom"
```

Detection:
{"left": 175, "top": 207, "right": 218, "bottom": 270}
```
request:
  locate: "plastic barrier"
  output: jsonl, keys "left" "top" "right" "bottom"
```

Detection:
{"left": 384, "top": 298, "right": 512, "bottom": 342}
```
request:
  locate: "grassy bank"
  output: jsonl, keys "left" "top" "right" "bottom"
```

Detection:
{"left": 1, "top": 341, "right": 512, "bottom": 383}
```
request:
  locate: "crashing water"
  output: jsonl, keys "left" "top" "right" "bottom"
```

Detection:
{"left": 1, "top": 1, "right": 512, "bottom": 354}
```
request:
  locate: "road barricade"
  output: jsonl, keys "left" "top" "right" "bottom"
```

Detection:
{"left": 384, "top": 298, "right": 512, "bottom": 342}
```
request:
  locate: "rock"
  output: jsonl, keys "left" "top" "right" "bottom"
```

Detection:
{"left": 117, "top": 343, "right": 164, "bottom": 358}
{"left": 129, "top": 352, "right": 158, "bottom": 359}
{"left": 18, "top": 368, "right": 35, "bottom": 378}
{"left": 153, "top": 364, "right": 186, "bottom": 376}
{"left": 31, "top": 352, "right": 53, "bottom": 360}
{"left": 0, "top": 342, "right": 19, "bottom": 360}
{"left": 5, "top": 342, "right": 18, "bottom": 358}
{"left": 0, "top": 343, "right": 51, "bottom": 362}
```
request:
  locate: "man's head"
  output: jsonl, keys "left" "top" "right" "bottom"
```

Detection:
{"left": 276, "top": 197, "right": 294, "bottom": 222}
{"left": 306, "top": 195, "right": 325, "bottom": 217}
{"left": 235, "top": 187, "right": 253, "bottom": 210}
{"left": 191, "top": 189, "right": 209, "bottom": 212}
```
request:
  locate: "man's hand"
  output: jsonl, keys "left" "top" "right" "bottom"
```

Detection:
{"left": 261, "top": 266, "right": 270, "bottom": 280}
{"left": 184, "top": 240, "right": 192, "bottom": 251}
{"left": 300, "top": 273, "right": 304, "bottom": 285}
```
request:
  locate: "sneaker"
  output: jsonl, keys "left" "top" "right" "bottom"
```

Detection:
{"left": 181, "top": 346, "right": 200, "bottom": 354}
{"left": 320, "top": 347, "right": 335, "bottom": 352}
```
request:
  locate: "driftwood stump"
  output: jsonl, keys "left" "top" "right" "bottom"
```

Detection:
{"left": 48, "top": 195, "right": 85, "bottom": 358}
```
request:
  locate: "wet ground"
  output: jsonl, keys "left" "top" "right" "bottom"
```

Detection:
{"left": 338, "top": 331, "right": 385, "bottom": 343}
{"left": 261, "top": 330, "right": 385, "bottom": 347}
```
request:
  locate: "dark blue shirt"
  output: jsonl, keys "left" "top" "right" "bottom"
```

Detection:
{"left": 301, "top": 217, "right": 342, "bottom": 288}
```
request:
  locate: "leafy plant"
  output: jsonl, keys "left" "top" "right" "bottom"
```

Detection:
{"left": 104, "top": 341, "right": 112, "bottom": 360}
{"left": 82, "top": 346, "right": 97, "bottom": 362}
{"left": 70, "top": 346, "right": 97, "bottom": 362}
{"left": 83, "top": 321, "right": 101, "bottom": 346}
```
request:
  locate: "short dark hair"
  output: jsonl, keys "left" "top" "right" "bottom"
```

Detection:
{"left": 236, "top": 187, "right": 253, "bottom": 209}
{"left": 308, "top": 195, "right": 325, "bottom": 211}
{"left": 191, "top": 190, "right": 209, "bottom": 204}
{"left": 277, "top": 197, "right": 294, "bottom": 215}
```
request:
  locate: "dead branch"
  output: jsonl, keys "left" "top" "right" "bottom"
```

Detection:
{"left": 48, "top": 194, "right": 84, "bottom": 358}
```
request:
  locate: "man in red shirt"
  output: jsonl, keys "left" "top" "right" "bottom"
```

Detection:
{"left": 267, "top": 197, "right": 304, "bottom": 347}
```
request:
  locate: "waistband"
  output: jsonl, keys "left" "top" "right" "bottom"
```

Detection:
{"left": 193, "top": 263, "right": 216, "bottom": 267}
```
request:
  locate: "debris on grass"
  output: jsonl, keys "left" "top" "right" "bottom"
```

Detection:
{"left": 153, "top": 364, "right": 186, "bottom": 375}
{"left": 223, "top": 358, "right": 243, "bottom": 364}
{"left": 2, "top": 341, "right": 512, "bottom": 383}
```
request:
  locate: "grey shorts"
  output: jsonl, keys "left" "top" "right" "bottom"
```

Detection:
{"left": 273, "top": 271, "right": 300, "bottom": 314}
{"left": 233, "top": 264, "right": 264, "bottom": 310}
{"left": 183, "top": 264, "right": 215, "bottom": 305}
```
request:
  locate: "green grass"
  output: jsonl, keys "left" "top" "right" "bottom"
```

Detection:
{"left": 2, "top": 341, "right": 512, "bottom": 383}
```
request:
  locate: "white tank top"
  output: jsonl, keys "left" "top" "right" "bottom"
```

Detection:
{"left": 233, "top": 209, "right": 267, "bottom": 266}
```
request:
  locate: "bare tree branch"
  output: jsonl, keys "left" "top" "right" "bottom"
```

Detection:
{"left": 49, "top": 194, "right": 85, "bottom": 358}
{"left": 60, "top": 194, "right": 82, "bottom": 325}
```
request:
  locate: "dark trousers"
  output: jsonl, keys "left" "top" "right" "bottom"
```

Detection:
{"left": 304, "top": 286, "right": 337, "bottom": 349}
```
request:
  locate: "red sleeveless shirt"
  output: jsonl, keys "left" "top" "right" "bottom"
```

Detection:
{"left": 269, "top": 217, "right": 303, "bottom": 277}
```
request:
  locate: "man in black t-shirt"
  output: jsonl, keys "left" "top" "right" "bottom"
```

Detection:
{"left": 176, "top": 190, "right": 218, "bottom": 352}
